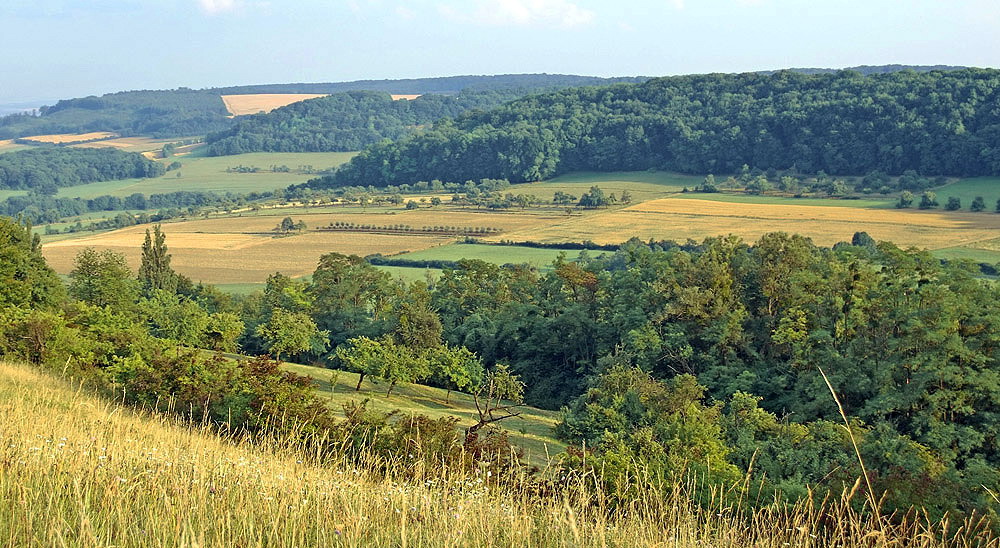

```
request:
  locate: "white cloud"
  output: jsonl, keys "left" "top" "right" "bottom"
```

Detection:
{"left": 441, "top": 0, "right": 595, "bottom": 28}
{"left": 198, "top": 0, "right": 238, "bottom": 14}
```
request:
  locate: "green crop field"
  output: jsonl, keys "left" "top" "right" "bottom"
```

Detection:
{"left": 280, "top": 361, "right": 565, "bottom": 465}
{"left": 517, "top": 170, "right": 696, "bottom": 202}
{"left": 54, "top": 150, "right": 357, "bottom": 199}
{"left": 670, "top": 191, "right": 895, "bottom": 209}
{"left": 933, "top": 177, "right": 1000, "bottom": 210}
{"left": 393, "top": 243, "right": 594, "bottom": 268}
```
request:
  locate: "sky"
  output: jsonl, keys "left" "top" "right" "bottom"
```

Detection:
{"left": 1, "top": 0, "right": 998, "bottom": 104}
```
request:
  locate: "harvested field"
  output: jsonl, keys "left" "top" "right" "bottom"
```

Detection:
{"left": 42, "top": 223, "right": 452, "bottom": 283}
{"left": 70, "top": 136, "right": 199, "bottom": 154}
{"left": 221, "top": 94, "right": 327, "bottom": 116}
{"left": 390, "top": 94, "right": 422, "bottom": 100}
{"left": 18, "top": 132, "right": 117, "bottom": 144}
{"left": 495, "top": 197, "right": 1000, "bottom": 249}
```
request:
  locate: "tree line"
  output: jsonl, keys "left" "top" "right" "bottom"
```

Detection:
{"left": 0, "top": 148, "right": 164, "bottom": 192}
{"left": 303, "top": 69, "right": 1000, "bottom": 191}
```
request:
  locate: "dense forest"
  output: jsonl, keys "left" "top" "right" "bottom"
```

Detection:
{"left": 206, "top": 88, "right": 546, "bottom": 155}
{"left": 305, "top": 68, "right": 1000, "bottom": 191}
{"left": 4, "top": 217, "right": 1000, "bottom": 523}
{"left": 0, "top": 148, "right": 164, "bottom": 191}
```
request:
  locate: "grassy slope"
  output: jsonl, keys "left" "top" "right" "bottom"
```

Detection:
{"left": 0, "top": 360, "right": 978, "bottom": 546}
{"left": 0, "top": 360, "right": 666, "bottom": 547}
{"left": 280, "top": 361, "right": 566, "bottom": 465}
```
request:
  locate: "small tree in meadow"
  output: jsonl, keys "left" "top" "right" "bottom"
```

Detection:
{"left": 971, "top": 196, "right": 986, "bottom": 212}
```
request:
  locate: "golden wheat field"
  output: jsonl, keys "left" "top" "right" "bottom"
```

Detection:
{"left": 390, "top": 94, "right": 422, "bottom": 100}
{"left": 43, "top": 224, "right": 454, "bottom": 283}
{"left": 494, "top": 197, "right": 1000, "bottom": 249}
{"left": 69, "top": 136, "right": 195, "bottom": 154}
{"left": 221, "top": 94, "right": 328, "bottom": 116}
{"left": 18, "top": 132, "right": 117, "bottom": 144}
{"left": 41, "top": 208, "right": 564, "bottom": 282}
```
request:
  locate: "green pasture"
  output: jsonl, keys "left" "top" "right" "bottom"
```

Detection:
{"left": 393, "top": 243, "right": 593, "bottom": 268}
{"left": 54, "top": 151, "right": 356, "bottom": 199}
{"left": 933, "top": 177, "right": 1000, "bottom": 210}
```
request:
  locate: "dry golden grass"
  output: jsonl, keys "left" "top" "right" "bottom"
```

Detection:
{"left": 2, "top": 360, "right": 992, "bottom": 547}
{"left": 391, "top": 94, "right": 422, "bottom": 101}
{"left": 18, "top": 132, "right": 117, "bottom": 144}
{"left": 221, "top": 94, "right": 328, "bottom": 116}
{"left": 498, "top": 198, "right": 1000, "bottom": 249}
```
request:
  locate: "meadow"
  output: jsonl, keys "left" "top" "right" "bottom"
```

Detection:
{"left": 52, "top": 149, "right": 357, "bottom": 199}
{"left": 392, "top": 243, "right": 590, "bottom": 268}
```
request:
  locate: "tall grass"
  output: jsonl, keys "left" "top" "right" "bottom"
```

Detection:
{"left": 0, "top": 361, "right": 995, "bottom": 547}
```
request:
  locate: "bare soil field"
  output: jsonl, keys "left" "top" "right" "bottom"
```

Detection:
{"left": 18, "top": 132, "right": 117, "bottom": 145}
{"left": 221, "top": 94, "right": 327, "bottom": 116}
{"left": 493, "top": 198, "right": 1000, "bottom": 249}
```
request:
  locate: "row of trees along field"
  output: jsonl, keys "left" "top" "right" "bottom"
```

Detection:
{"left": 303, "top": 69, "right": 1000, "bottom": 191}
{"left": 5, "top": 214, "right": 1000, "bottom": 524}
{"left": 0, "top": 148, "right": 164, "bottom": 191}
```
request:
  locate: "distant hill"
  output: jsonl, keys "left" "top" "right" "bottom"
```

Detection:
{"left": 780, "top": 64, "right": 968, "bottom": 75}
{"left": 0, "top": 75, "right": 647, "bottom": 141}
{"left": 0, "top": 66, "right": 974, "bottom": 142}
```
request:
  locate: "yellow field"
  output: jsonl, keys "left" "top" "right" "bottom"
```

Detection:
{"left": 390, "top": 94, "right": 422, "bottom": 100}
{"left": 221, "top": 94, "right": 327, "bottom": 116}
{"left": 41, "top": 208, "right": 568, "bottom": 283}
{"left": 70, "top": 136, "right": 198, "bottom": 154}
{"left": 492, "top": 197, "right": 1000, "bottom": 249}
{"left": 18, "top": 131, "right": 117, "bottom": 144}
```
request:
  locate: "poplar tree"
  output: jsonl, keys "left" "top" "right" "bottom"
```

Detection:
{"left": 139, "top": 224, "right": 178, "bottom": 295}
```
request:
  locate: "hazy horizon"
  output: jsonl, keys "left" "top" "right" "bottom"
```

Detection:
{"left": 3, "top": 0, "right": 998, "bottom": 104}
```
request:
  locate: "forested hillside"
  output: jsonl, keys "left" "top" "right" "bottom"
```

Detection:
{"left": 0, "top": 148, "right": 164, "bottom": 191}
{"left": 307, "top": 68, "right": 1000, "bottom": 191}
{"left": 0, "top": 89, "right": 231, "bottom": 139}
{"left": 207, "top": 88, "right": 541, "bottom": 155}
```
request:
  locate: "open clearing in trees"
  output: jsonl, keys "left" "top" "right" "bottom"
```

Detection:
{"left": 221, "top": 94, "right": 329, "bottom": 116}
